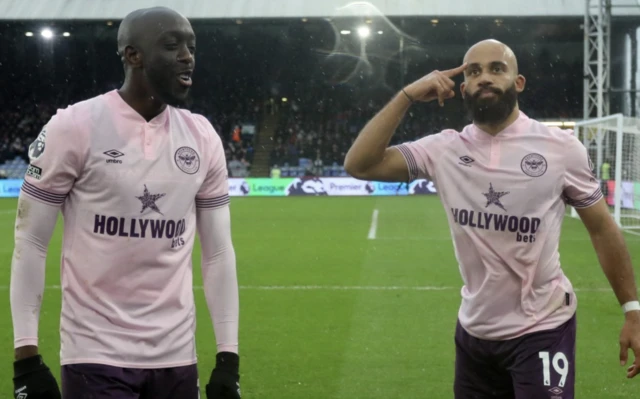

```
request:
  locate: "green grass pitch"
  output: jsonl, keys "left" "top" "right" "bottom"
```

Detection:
{"left": 0, "top": 195, "right": 639, "bottom": 398}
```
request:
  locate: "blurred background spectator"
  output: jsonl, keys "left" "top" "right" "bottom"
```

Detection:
{"left": 0, "top": 16, "right": 609, "bottom": 179}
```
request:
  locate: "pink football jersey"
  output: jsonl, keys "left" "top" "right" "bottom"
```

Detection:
{"left": 22, "top": 90, "right": 229, "bottom": 368}
{"left": 395, "top": 111, "right": 601, "bottom": 340}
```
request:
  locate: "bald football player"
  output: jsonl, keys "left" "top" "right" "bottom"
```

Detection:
{"left": 11, "top": 7, "right": 241, "bottom": 399}
{"left": 345, "top": 39, "right": 640, "bottom": 398}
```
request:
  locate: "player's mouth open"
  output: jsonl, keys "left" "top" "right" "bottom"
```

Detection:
{"left": 177, "top": 72, "right": 192, "bottom": 87}
{"left": 479, "top": 90, "right": 498, "bottom": 97}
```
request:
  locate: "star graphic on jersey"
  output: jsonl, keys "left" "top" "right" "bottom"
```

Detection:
{"left": 135, "top": 184, "right": 166, "bottom": 216}
{"left": 483, "top": 183, "right": 510, "bottom": 211}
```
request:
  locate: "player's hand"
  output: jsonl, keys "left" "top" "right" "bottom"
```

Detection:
{"left": 403, "top": 63, "right": 467, "bottom": 106}
{"left": 13, "top": 355, "right": 61, "bottom": 399}
{"left": 619, "top": 310, "right": 640, "bottom": 378}
{"left": 206, "top": 352, "right": 241, "bottom": 399}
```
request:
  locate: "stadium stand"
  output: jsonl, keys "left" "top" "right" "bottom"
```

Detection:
{"left": 266, "top": 50, "right": 582, "bottom": 177}
{"left": 0, "top": 96, "right": 260, "bottom": 180}
{"left": 0, "top": 30, "right": 582, "bottom": 181}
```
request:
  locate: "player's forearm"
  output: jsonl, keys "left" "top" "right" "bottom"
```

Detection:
{"left": 10, "top": 195, "right": 59, "bottom": 358}
{"left": 344, "top": 91, "right": 412, "bottom": 175}
{"left": 591, "top": 221, "right": 639, "bottom": 306}
{"left": 197, "top": 206, "right": 239, "bottom": 354}
{"left": 202, "top": 247, "right": 239, "bottom": 354}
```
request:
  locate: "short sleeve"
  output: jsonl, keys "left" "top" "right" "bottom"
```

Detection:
{"left": 22, "top": 110, "right": 84, "bottom": 206}
{"left": 195, "top": 115, "right": 230, "bottom": 210}
{"left": 392, "top": 130, "right": 455, "bottom": 181}
{"left": 562, "top": 133, "right": 603, "bottom": 209}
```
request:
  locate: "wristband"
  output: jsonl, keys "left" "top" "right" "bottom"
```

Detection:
{"left": 622, "top": 301, "right": 640, "bottom": 313}
{"left": 401, "top": 88, "right": 414, "bottom": 104}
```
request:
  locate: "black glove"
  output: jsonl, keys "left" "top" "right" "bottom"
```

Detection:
{"left": 206, "top": 352, "right": 241, "bottom": 399}
{"left": 13, "top": 355, "right": 61, "bottom": 399}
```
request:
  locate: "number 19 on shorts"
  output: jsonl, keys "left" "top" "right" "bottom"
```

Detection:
{"left": 539, "top": 351, "right": 569, "bottom": 387}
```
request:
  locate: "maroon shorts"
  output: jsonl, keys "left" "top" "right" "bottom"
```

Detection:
{"left": 454, "top": 314, "right": 576, "bottom": 399}
{"left": 61, "top": 363, "right": 199, "bottom": 399}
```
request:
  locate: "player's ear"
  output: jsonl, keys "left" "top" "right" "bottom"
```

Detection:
{"left": 460, "top": 82, "right": 466, "bottom": 99}
{"left": 124, "top": 46, "right": 143, "bottom": 69}
{"left": 515, "top": 74, "right": 526, "bottom": 93}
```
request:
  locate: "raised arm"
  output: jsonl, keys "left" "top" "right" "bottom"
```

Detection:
{"left": 343, "top": 93, "right": 413, "bottom": 182}
{"left": 344, "top": 64, "right": 466, "bottom": 182}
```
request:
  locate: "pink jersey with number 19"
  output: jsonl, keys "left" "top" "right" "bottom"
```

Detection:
{"left": 395, "top": 111, "right": 602, "bottom": 340}
{"left": 18, "top": 90, "right": 229, "bottom": 368}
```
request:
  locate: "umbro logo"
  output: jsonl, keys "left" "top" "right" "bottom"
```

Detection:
{"left": 549, "top": 386, "right": 563, "bottom": 398}
{"left": 549, "top": 387, "right": 563, "bottom": 395}
{"left": 458, "top": 155, "right": 475, "bottom": 167}
{"left": 104, "top": 149, "right": 124, "bottom": 164}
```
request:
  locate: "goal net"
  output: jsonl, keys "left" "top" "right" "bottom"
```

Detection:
{"left": 569, "top": 114, "right": 640, "bottom": 234}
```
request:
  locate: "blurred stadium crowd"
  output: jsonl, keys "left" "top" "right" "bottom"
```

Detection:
{"left": 0, "top": 21, "right": 583, "bottom": 179}
{"left": 267, "top": 53, "right": 581, "bottom": 177}
{"left": 0, "top": 89, "right": 260, "bottom": 180}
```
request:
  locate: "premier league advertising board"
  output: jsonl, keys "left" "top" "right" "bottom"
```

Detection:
{"left": 9, "top": 177, "right": 640, "bottom": 203}
{"left": 0, "top": 179, "right": 23, "bottom": 198}
{"left": 6, "top": 177, "right": 640, "bottom": 204}
{"left": 1, "top": 177, "right": 436, "bottom": 198}
{"left": 227, "top": 177, "right": 437, "bottom": 197}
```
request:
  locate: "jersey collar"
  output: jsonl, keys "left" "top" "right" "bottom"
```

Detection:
{"left": 467, "top": 111, "right": 531, "bottom": 140}
{"left": 107, "top": 90, "right": 170, "bottom": 127}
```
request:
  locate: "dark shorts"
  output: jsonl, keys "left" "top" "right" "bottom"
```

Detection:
{"left": 454, "top": 314, "right": 576, "bottom": 399}
{"left": 61, "top": 363, "right": 199, "bottom": 399}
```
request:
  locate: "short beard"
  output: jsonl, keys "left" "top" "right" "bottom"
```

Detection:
{"left": 464, "top": 84, "right": 518, "bottom": 125}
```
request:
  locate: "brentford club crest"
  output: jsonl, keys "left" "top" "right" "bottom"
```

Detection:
{"left": 521, "top": 153, "right": 548, "bottom": 177}
{"left": 174, "top": 146, "right": 200, "bottom": 174}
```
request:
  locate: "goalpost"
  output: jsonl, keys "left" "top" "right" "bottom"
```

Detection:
{"left": 570, "top": 113, "right": 640, "bottom": 234}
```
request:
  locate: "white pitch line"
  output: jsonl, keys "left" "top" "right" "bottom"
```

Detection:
{"left": 0, "top": 209, "right": 15, "bottom": 216}
{"left": 367, "top": 209, "right": 379, "bottom": 240}
{"left": 376, "top": 236, "right": 640, "bottom": 242}
{"left": 239, "top": 285, "right": 454, "bottom": 291}
{"left": 0, "top": 285, "right": 613, "bottom": 292}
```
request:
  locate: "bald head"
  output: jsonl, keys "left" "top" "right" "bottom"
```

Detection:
{"left": 463, "top": 39, "right": 518, "bottom": 75}
{"left": 459, "top": 39, "right": 525, "bottom": 127}
{"left": 117, "top": 7, "right": 190, "bottom": 61}
{"left": 116, "top": 6, "right": 196, "bottom": 108}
